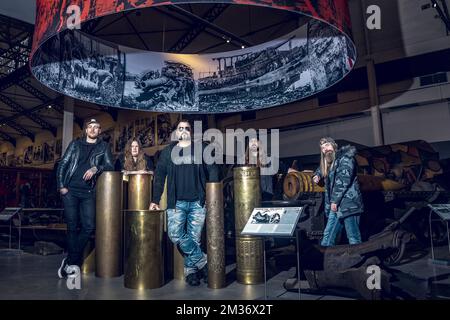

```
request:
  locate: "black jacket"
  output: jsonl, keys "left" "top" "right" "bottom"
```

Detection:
{"left": 115, "top": 153, "right": 154, "bottom": 172}
{"left": 315, "top": 145, "right": 363, "bottom": 218}
{"left": 56, "top": 138, "right": 114, "bottom": 190}
{"left": 152, "top": 142, "right": 220, "bottom": 209}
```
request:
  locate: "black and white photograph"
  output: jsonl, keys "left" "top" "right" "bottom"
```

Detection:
{"left": 251, "top": 209, "right": 283, "bottom": 224}
{"left": 157, "top": 114, "right": 171, "bottom": 145}
{"left": 123, "top": 56, "right": 197, "bottom": 112}
{"left": 135, "top": 117, "right": 155, "bottom": 148}
{"left": 242, "top": 207, "right": 303, "bottom": 237}
{"left": 33, "top": 30, "right": 126, "bottom": 108}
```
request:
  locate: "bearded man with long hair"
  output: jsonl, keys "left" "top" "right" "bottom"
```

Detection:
{"left": 313, "top": 137, "right": 363, "bottom": 246}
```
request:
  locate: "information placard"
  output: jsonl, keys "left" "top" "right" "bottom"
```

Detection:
{"left": 241, "top": 207, "right": 303, "bottom": 237}
{"left": 428, "top": 204, "right": 450, "bottom": 221}
{"left": 0, "top": 207, "right": 21, "bottom": 222}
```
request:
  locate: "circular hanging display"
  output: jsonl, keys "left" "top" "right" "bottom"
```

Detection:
{"left": 31, "top": 1, "right": 356, "bottom": 114}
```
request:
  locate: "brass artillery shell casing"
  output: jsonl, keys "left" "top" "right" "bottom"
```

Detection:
{"left": 233, "top": 166, "right": 264, "bottom": 284}
{"left": 128, "top": 173, "right": 153, "bottom": 210}
{"left": 81, "top": 241, "right": 95, "bottom": 274}
{"left": 95, "top": 172, "right": 123, "bottom": 278}
{"left": 206, "top": 182, "right": 225, "bottom": 289}
{"left": 124, "top": 210, "right": 165, "bottom": 289}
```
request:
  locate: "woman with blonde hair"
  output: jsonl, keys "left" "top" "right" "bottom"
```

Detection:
{"left": 116, "top": 137, "right": 154, "bottom": 174}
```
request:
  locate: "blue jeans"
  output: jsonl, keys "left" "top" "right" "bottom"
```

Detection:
{"left": 62, "top": 189, "right": 96, "bottom": 266}
{"left": 167, "top": 200, "right": 207, "bottom": 276}
{"left": 321, "top": 212, "right": 362, "bottom": 246}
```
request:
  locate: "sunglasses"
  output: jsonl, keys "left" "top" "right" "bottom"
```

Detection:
{"left": 178, "top": 126, "right": 191, "bottom": 132}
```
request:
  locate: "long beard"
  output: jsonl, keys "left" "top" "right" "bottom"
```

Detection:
{"left": 325, "top": 151, "right": 335, "bottom": 166}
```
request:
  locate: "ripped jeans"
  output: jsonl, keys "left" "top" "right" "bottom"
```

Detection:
{"left": 167, "top": 200, "right": 207, "bottom": 276}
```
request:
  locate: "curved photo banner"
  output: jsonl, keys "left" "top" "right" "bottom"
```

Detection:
{"left": 31, "top": 0, "right": 356, "bottom": 114}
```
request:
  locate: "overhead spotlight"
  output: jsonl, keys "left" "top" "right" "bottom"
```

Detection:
{"left": 430, "top": 0, "right": 450, "bottom": 32}
{"left": 226, "top": 39, "right": 230, "bottom": 43}
{"left": 47, "top": 105, "right": 52, "bottom": 109}
{"left": 241, "top": 45, "right": 245, "bottom": 49}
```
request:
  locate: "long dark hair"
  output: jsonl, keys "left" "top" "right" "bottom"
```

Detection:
{"left": 245, "top": 138, "right": 268, "bottom": 168}
{"left": 124, "top": 138, "right": 146, "bottom": 171}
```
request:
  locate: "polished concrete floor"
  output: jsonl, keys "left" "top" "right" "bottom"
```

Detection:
{"left": 0, "top": 241, "right": 449, "bottom": 300}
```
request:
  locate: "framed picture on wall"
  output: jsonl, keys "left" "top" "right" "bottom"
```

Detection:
{"left": 101, "top": 127, "right": 115, "bottom": 152}
{"left": 136, "top": 117, "right": 155, "bottom": 148}
{"left": 55, "top": 139, "right": 62, "bottom": 156}
{"left": 42, "top": 141, "right": 55, "bottom": 163}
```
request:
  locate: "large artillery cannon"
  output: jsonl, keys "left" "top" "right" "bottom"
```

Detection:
{"left": 284, "top": 227, "right": 413, "bottom": 300}
{"left": 277, "top": 140, "right": 450, "bottom": 263}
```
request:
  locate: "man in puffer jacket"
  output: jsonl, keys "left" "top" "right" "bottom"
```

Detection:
{"left": 313, "top": 137, "right": 363, "bottom": 246}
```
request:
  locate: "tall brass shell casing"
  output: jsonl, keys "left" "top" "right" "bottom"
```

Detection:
{"left": 128, "top": 173, "right": 152, "bottom": 210}
{"left": 124, "top": 210, "right": 164, "bottom": 289}
{"left": 206, "top": 182, "right": 225, "bottom": 289}
{"left": 95, "top": 172, "right": 123, "bottom": 278}
{"left": 233, "top": 166, "right": 264, "bottom": 284}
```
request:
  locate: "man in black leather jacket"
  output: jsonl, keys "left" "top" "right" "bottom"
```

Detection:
{"left": 56, "top": 119, "right": 114, "bottom": 279}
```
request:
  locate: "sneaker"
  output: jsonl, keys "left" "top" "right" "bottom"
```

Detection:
{"left": 58, "top": 258, "right": 77, "bottom": 279}
{"left": 66, "top": 265, "right": 80, "bottom": 278}
{"left": 58, "top": 257, "right": 68, "bottom": 279}
{"left": 185, "top": 273, "right": 200, "bottom": 286}
{"left": 196, "top": 264, "right": 208, "bottom": 284}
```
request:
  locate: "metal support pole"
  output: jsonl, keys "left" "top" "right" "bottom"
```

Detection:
{"left": 296, "top": 229, "right": 301, "bottom": 301}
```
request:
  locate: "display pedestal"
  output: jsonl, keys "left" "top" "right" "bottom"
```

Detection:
{"left": 428, "top": 204, "right": 450, "bottom": 266}
{"left": 261, "top": 228, "right": 301, "bottom": 300}
{"left": 0, "top": 207, "right": 22, "bottom": 255}
{"left": 241, "top": 206, "right": 304, "bottom": 300}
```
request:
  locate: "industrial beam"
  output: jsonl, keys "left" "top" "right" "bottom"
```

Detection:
{"left": 0, "top": 93, "right": 57, "bottom": 136}
{"left": 169, "top": 5, "right": 253, "bottom": 47}
{"left": 0, "top": 130, "right": 16, "bottom": 146}
{"left": 0, "top": 97, "right": 62, "bottom": 124}
{"left": 0, "top": 65, "right": 30, "bottom": 91}
{"left": 169, "top": 3, "right": 229, "bottom": 53}
{"left": 17, "top": 81, "right": 84, "bottom": 129}
{"left": 7, "top": 120, "right": 34, "bottom": 142}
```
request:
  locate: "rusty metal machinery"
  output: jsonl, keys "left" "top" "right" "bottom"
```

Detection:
{"left": 284, "top": 228, "right": 413, "bottom": 300}
{"left": 283, "top": 171, "right": 404, "bottom": 201}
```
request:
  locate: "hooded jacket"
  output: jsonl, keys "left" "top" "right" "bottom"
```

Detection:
{"left": 315, "top": 145, "right": 363, "bottom": 218}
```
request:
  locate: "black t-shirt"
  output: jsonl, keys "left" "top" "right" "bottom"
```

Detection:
{"left": 68, "top": 141, "right": 96, "bottom": 191}
{"left": 173, "top": 145, "right": 199, "bottom": 201}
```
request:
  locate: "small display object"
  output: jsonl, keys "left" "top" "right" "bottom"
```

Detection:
{"left": 241, "top": 207, "right": 303, "bottom": 237}
{"left": 428, "top": 204, "right": 450, "bottom": 221}
{"left": 0, "top": 207, "right": 21, "bottom": 222}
